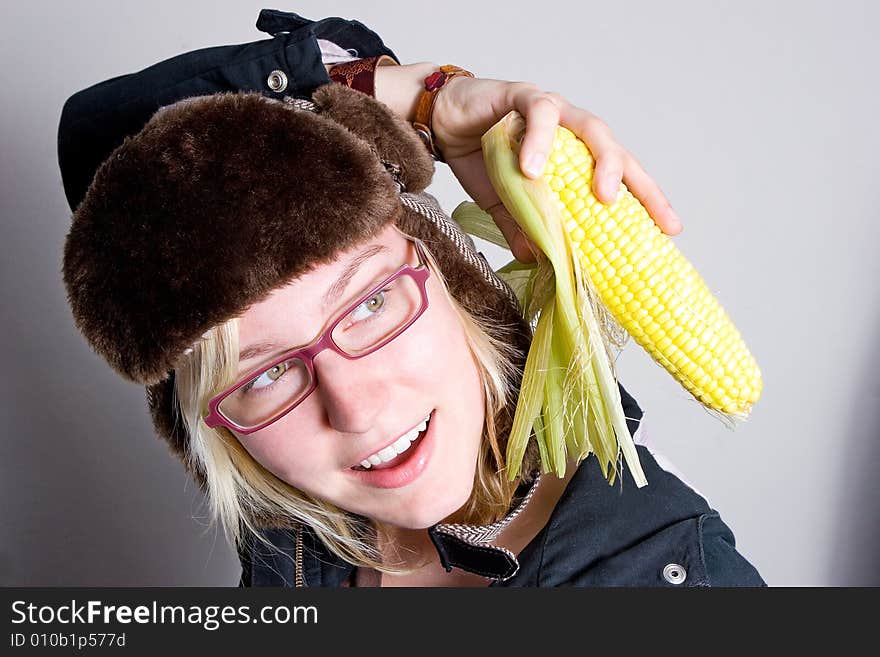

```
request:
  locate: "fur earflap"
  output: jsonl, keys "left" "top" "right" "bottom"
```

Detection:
{"left": 312, "top": 83, "right": 435, "bottom": 193}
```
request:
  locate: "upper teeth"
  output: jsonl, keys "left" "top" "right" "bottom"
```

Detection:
{"left": 359, "top": 414, "right": 431, "bottom": 469}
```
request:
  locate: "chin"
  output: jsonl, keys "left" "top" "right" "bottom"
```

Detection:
{"left": 388, "top": 474, "right": 476, "bottom": 530}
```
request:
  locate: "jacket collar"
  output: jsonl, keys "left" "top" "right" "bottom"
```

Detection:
{"left": 301, "top": 473, "right": 543, "bottom": 586}
{"left": 427, "top": 473, "right": 542, "bottom": 581}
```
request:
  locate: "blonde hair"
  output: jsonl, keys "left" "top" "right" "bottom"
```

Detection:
{"left": 173, "top": 233, "right": 533, "bottom": 573}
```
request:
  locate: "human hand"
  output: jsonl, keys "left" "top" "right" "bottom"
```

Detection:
{"left": 431, "top": 77, "right": 683, "bottom": 263}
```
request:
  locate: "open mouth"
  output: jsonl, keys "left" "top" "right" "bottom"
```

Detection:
{"left": 350, "top": 411, "right": 433, "bottom": 472}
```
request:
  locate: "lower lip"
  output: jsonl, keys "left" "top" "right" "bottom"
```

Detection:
{"left": 346, "top": 412, "right": 436, "bottom": 489}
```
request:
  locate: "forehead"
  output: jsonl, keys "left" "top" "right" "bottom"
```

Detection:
{"left": 237, "top": 224, "right": 408, "bottom": 337}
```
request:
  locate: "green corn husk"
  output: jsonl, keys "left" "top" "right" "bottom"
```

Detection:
{"left": 451, "top": 111, "right": 647, "bottom": 487}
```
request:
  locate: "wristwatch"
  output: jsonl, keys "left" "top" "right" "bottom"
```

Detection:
{"left": 411, "top": 64, "right": 474, "bottom": 162}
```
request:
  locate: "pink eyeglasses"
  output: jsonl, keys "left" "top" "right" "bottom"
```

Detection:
{"left": 203, "top": 238, "right": 431, "bottom": 434}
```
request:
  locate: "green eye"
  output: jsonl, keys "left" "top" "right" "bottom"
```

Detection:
{"left": 267, "top": 363, "right": 287, "bottom": 381}
{"left": 242, "top": 361, "right": 289, "bottom": 394}
{"left": 365, "top": 294, "right": 385, "bottom": 311}
{"left": 351, "top": 290, "right": 387, "bottom": 322}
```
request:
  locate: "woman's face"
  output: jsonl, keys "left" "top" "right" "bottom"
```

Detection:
{"left": 229, "top": 225, "right": 486, "bottom": 529}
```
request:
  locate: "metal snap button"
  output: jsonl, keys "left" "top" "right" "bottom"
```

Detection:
{"left": 267, "top": 70, "right": 288, "bottom": 93}
{"left": 662, "top": 563, "right": 687, "bottom": 585}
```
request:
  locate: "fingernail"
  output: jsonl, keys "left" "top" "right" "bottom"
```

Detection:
{"left": 524, "top": 153, "right": 545, "bottom": 178}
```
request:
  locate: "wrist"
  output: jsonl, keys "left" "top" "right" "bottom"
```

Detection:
{"left": 374, "top": 61, "right": 439, "bottom": 122}
{"left": 327, "top": 55, "right": 398, "bottom": 98}
{"left": 411, "top": 65, "right": 475, "bottom": 162}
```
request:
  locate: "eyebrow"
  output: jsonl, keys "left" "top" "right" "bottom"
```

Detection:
{"left": 238, "top": 340, "right": 285, "bottom": 365}
{"left": 321, "top": 244, "right": 389, "bottom": 310}
{"left": 236, "top": 244, "right": 390, "bottom": 366}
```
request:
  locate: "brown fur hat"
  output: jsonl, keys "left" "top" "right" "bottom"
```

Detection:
{"left": 62, "top": 84, "right": 532, "bottom": 493}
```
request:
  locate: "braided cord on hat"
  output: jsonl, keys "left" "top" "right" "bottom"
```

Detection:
{"left": 400, "top": 192, "right": 521, "bottom": 313}
{"left": 282, "top": 96, "right": 319, "bottom": 111}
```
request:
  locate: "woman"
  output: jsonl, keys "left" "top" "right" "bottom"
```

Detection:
{"left": 59, "top": 10, "right": 764, "bottom": 587}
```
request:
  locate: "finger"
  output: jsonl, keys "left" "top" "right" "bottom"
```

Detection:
{"left": 514, "top": 91, "right": 562, "bottom": 179}
{"left": 555, "top": 107, "right": 624, "bottom": 206}
{"left": 619, "top": 152, "right": 683, "bottom": 235}
{"left": 558, "top": 106, "right": 683, "bottom": 235}
{"left": 446, "top": 151, "right": 539, "bottom": 263}
{"left": 592, "top": 149, "right": 626, "bottom": 207}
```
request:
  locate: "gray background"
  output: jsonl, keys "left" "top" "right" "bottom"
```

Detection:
{"left": 2, "top": 0, "right": 877, "bottom": 586}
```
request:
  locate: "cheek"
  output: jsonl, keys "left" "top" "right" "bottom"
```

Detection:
{"left": 233, "top": 423, "right": 323, "bottom": 487}
{"left": 399, "top": 297, "right": 460, "bottom": 379}
{"left": 417, "top": 286, "right": 486, "bottom": 425}
{"left": 423, "top": 288, "right": 478, "bottom": 378}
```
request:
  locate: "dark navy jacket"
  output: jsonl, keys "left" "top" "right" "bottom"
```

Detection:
{"left": 58, "top": 9, "right": 766, "bottom": 588}
{"left": 240, "top": 384, "right": 767, "bottom": 587}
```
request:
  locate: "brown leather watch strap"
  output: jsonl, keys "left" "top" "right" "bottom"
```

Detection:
{"left": 412, "top": 65, "right": 475, "bottom": 162}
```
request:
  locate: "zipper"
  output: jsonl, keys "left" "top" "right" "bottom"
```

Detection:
{"left": 295, "top": 527, "right": 305, "bottom": 587}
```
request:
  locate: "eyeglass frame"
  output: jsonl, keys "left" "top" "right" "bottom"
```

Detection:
{"left": 203, "top": 237, "right": 431, "bottom": 435}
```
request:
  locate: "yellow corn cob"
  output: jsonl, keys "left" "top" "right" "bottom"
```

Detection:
{"left": 463, "top": 111, "right": 763, "bottom": 485}
{"left": 544, "top": 126, "right": 762, "bottom": 417}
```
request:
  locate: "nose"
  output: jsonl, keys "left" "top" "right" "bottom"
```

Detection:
{"left": 312, "top": 349, "right": 388, "bottom": 434}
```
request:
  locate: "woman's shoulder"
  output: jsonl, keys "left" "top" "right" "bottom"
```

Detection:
{"left": 505, "top": 443, "right": 767, "bottom": 587}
